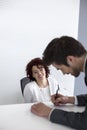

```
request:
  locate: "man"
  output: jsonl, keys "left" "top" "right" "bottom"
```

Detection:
{"left": 31, "top": 36, "right": 87, "bottom": 130}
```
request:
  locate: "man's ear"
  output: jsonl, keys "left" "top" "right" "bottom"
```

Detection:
{"left": 67, "top": 56, "right": 74, "bottom": 66}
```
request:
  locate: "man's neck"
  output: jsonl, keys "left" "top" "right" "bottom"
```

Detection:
{"left": 81, "top": 53, "right": 87, "bottom": 72}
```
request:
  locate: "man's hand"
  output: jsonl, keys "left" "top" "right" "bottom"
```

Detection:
{"left": 31, "top": 102, "right": 52, "bottom": 117}
{"left": 51, "top": 94, "right": 75, "bottom": 106}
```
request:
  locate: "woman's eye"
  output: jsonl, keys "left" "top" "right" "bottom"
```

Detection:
{"left": 33, "top": 72, "right": 37, "bottom": 74}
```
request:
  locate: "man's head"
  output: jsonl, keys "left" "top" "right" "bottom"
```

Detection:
{"left": 42, "top": 36, "right": 86, "bottom": 77}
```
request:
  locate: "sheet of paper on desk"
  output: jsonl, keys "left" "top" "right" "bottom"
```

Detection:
{"left": 42, "top": 102, "right": 85, "bottom": 113}
{"left": 54, "top": 104, "right": 85, "bottom": 113}
{"left": 44, "top": 101, "right": 54, "bottom": 107}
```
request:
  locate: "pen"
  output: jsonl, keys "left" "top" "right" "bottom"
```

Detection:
{"left": 55, "top": 85, "right": 59, "bottom": 99}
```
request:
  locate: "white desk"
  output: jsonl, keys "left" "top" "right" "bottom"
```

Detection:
{"left": 0, "top": 102, "right": 85, "bottom": 130}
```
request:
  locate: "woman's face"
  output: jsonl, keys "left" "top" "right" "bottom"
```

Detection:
{"left": 32, "top": 65, "right": 46, "bottom": 81}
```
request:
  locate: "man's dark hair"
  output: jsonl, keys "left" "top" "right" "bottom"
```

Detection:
{"left": 42, "top": 36, "right": 86, "bottom": 66}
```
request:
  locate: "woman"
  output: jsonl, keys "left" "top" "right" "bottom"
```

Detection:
{"left": 23, "top": 57, "right": 59, "bottom": 103}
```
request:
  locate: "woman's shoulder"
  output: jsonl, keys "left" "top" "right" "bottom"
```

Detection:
{"left": 25, "top": 81, "right": 36, "bottom": 89}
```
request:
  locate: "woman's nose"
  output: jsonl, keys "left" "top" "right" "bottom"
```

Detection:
{"left": 38, "top": 71, "right": 42, "bottom": 75}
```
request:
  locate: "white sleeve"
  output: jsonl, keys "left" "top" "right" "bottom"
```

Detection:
{"left": 23, "top": 84, "right": 33, "bottom": 103}
{"left": 74, "top": 96, "right": 78, "bottom": 105}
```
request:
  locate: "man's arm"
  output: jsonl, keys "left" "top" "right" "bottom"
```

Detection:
{"left": 77, "top": 94, "right": 87, "bottom": 106}
{"left": 50, "top": 107, "right": 87, "bottom": 130}
{"left": 31, "top": 102, "right": 87, "bottom": 130}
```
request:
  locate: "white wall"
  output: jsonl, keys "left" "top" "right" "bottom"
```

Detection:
{"left": 0, "top": 0, "right": 80, "bottom": 105}
{"left": 74, "top": 0, "right": 87, "bottom": 95}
